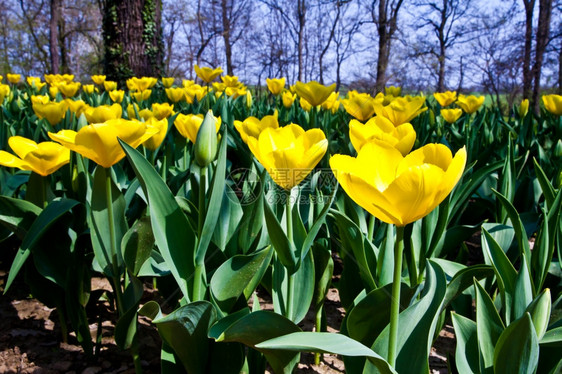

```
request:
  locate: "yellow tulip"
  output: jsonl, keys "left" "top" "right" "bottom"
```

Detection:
{"left": 385, "top": 86, "right": 402, "bottom": 97}
{"left": 0, "top": 136, "right": 70, "bottom": 176}
{"left": 126, "top": 76, "right": 157, "bottom": 92}
{"left": 234, "top": 111, "right": 279, "bottom": 144}
{"left": 440, "top": 108, "right": 463, "bottom": 123}
{"left": 31, "top": 95, "right": 50, "bottom": 105}
{"left": 225, "top": 86, "right": 246, "bottom": 98}
{"left": 349, "top": 117, "right": 416, "bottom": 156}
{"left": 27, "top": 77, "right": 46, "bottom": 91}
{"left": 83, "top": 84, "right": 97, "bottom": 94}
{"left": 294, "top": 81, "right": 336, "bottom": 107}
{"left": 322, "top": 92, "right": 340, "bottom": 113}
{"left": 300, "top": 97, "right": 312, "bottom": 112}
{"left": 194, "top": 111, "right": 220, "bottom": 167}
{"left": 7, "top": 74, "right": 21, "bottom": 84}
{"left": 518, "top": 99, "right": 529, "bottom": 118}
{"left": 330, "top": 141, "right": 466, "bottom": 226}
{"left": 182, "top": 79, "right": 195, "bottom": 88}
{"left": 246, "top": 90, "right": 253, "bottom": 108}
{"left": 49, "top": 86, "right": 59, "bottom": 99}
{"left": 151, "top": 102, "right": 174, "bottom": 120}
{"left": 65, "top": 99, "right": 88, "bottom": 117}
{"left": 161, "top": 77, "right": 175, "bottom": 88}
{"left": 281, "top": 90, "right": 297, "bottom": 108}
{"left": 165, "top": 87, "right": 187, "bottom": 103}
{"left": 32, "top": 100, "right": 68, "bottom": 125}
{"left": 137, "top": 108, "right": 154, "bottom": 121}
{"left": 0, "top": 84, "right": 10, "bottom": 102}
{"left": 132, "top": 89, "right": 152, "bottom": 102}
{"left": 374, "top": 96, "right": 427, "bottom": 127}
{"left": 266, "top": 77, "right": 286, "bottom": 95}
{"left": 0, "top": 75, "right": 3, "bottom": 83}
{"left": 45, "top": 74, "right": 74, "bottom": 85}
{"left": 542, "top": 94, "right": 562, "bottom": 116}
{"left": 342, "top": 91, "right": 378, "bottom": 122}
{"left": 56, "top": 82, "right": 81, "bottom": 97}
{"left": 434, "top": 91, "right": 457, "bottom": 107}
{"left": 91, "top": 75, "right": 106, "bottom": 85}
{"left": 84, "top": 104, "right": 122, "bottom": 123}
{"left": 142, "top": 117, "right": 169, "bottom": 151}
{"left": 194, "top": 65, "right": 223, "bottom": 83}
{"left": 109, "top": 90, "right": 125, "bottom": 103}
{"left": 456, "top": 94, "right": 485, "bottom": 114}
{"left": 174, "top": 113, "right": 221, "bottom": 143}
{"left": 247, "top": 124, "right": 328, "bottom": 190}
{"left": 104, "top": 80, "right": 118, "bottom": 91}
{"left": 185, "top": 85, "right": 208, "bottom": 103}
{"left": 221, "top": 75, "right": 241, "bottom": 88}
{"left": 48, "top": 119, "right": 158, "bottom": 168}
{"left": 212, "top": 82, "right": 226, "bottom": 93}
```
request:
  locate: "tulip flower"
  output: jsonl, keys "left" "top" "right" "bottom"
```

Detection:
{"left": 374, "top": 96, "right": 427, "bottom": 127}
{"left": 165, "top": 87, "right": 187, "bottom": 103}
{"left": 456, "top": 94, "right": 485, "bottom": 114}
{"left": 342, "top": 91, "right": 378, "bottom": 122}
{"left": 56, "top": 82, "right": 81, "bottom": 97}
{"left": 48, "top": 119, "right": 158, "bottom": 168}
{"left": 126, "top": 77, "right": 158, "bottom": 92}
{"left": 321, "top": 92, "right": 341, "bottom": 113}
{"left": 84, "top": 104, "right": 122, "bottom": 123}
{"left": 27, "top": 77, "right": 46, "bottom": 91}
{"left": 132, "top": 89, "right": 152, "bottom": 102}
{"left": 224, "top": 86, "right": 247, "bottom": 98}
{"left": 440, "top": 108, "right": 463, "bottom": 123}
{"left": 194, "top": 111, "right": 219, "bottom": 168}
{"left": 434, "top": 91, "right": 457, "bottom": 107}
{"left": 65, "top": 99, "right": 88, "bottom": 117}
{"left": 300, "top": 97, "right": 312, "bottom": 112}
{"left": 49, "top": 86, "right": 59, "bottom": 99}
{"left": 45, "top": 74, "right": 74, "bottom": 85}
{"left": 7, "top": 74, "right": 21, "bottom": 84}
{"left": 32, "top": 100, "right": 68, "bottom": 125}
{"left": 161, "top": 77, "right": 175, "bottom": 88}
{"left": 281, "top": 90, "right": 297, "bottom": 108}
{"left": 234, "top": 111, "right": 279, "bottom": 143}
{"left": 330, "top": 141, "right": 466, "bottom": 226}
{"left": 151, "top": 103, "right": 174, "bottom": 120}
{"left": 142, "top": 117, "right": 169, "bottom": 151}
{"left": 542, "top": 94, "right": 562, "bottom": 116}
{"left": 103, "top": 81, "right": 118, "bottom": 91}
{"left": 246, "top": 91, "right": 253, "bottom": 108}
{"left": 385, "top": 86, "right": 402, "bottom": 97}
{"left": 194, "top": 65, "right": 223, "bottom": 83}
{"left": 247, "top": 124, "right": 328, "bottom": 190}
{"left": 266, "top": 77, "right": 286, "bottom": 95}
{"left": 185, "top": 85, "right": 208, "bottom": 103}
{"left": 0, "top": 136, "right": 70, "bottom": 176}
{"left": 83, "top": 84, "right": 97, "bottom": 94}
{"left": 349, "top": 117, "right": 416, "bottom": 156}
{"left": 174, "top": 113, "right": 221, "bottom": 143}
{"left": 221, "top": 75, "right": 241, "bottom": 88}
{"left": 294, "top": 81, "right": 336, "bottom": 107}
{"left": 109, "top": 90, "right": 124, "bottom": 103}
{"left": 91, "top": 75, "right": 106, "bottom": 85}
{"left": 0, "top": 75, "right": 3, "bottom": 83}
{"left": 518, "top": 99, "right": 529, "bottom": 118}
{"left": 182, "top": 79, "right": 195, "bottom": 88}
{"left": 0, "top": 84, "right": 9, "bottom": 102}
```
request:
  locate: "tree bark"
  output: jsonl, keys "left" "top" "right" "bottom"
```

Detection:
{"left": 49, "top": 0, "right": 61, "bottom": 74}
{"left": 522, "top": 0, "right": 535, "bottom": 99}
{"left": 221, "top": 0, "right": 234, "bottom": 75}
{"left": 531, "top": 0, "right": 552, "bottom": 112}
{"left": 102, "top": 0, "right": 164, "bottom": 83}
{"left": 373, "top": 0, "right": 404, "bottom": 93}
{"left": 297, "top": 0, "right": 306, "bottom": 81}
{"left": 436, "top": 0, "right": 448, "bottom": 92}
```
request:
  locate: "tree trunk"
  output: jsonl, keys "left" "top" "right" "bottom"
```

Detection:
{"left": 319, "top": 1, "right": 340, "bottom": 84}
{"left": 522, "top": 0, "right": 535, "bottom": 99}
{"left": 297, "top": 0, "right": 306, "bottom": 81}
{"left": 375, "top": 0, "right": 388, "bottom": 92}
{"left": 559, "top": 35, "right": 562, "bottom": 94}
{"left": 49, "top": 0, "right": 60, "bottom": 74}
{"left": 436, "top": 0, "right": 448, "bottom": 92}
{"left": 102, "top": 0, "right": 164, "bottom": 83}
{"left": 531, "top": 0, "right": 552, "bottom": 112}
{"left": 221, "top": 0, "right": 233, "bottom": 75}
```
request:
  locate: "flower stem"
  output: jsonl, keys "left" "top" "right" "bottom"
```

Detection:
{"left": 105, "top": 168, "right": 123, "bottom": 316}
{"left": 388, "top": 225, "right": 405, "bottom": 368}
{"left": 285, "top": 188, "right": 294, "bottom": 320}
{"left": 193, "top": 166, "right": 207, "bottom": 301}
{"left": 367, "top": 214, "right": 376, "bottom": 242}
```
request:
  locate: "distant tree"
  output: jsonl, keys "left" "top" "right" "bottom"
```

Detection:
{"left": 531, "top": 0, "right": 553, "bottom": 111}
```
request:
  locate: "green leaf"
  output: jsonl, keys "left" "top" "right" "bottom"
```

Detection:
{"left": 263, "top": 197, "right": 298, "bottom": 273}
{"left": 475, "top": 280, "right": 505, "bottom": 373}
{"left": 115, "top": 276, "right": 144, "bottom": 349}
{"left": 451, "top": 313, "right": 479, "bottom": 374}
{"left": 513, "top": 256, "right": 534, "bottom": 321}
{"left": 533, "top": 158, "right": 555, "bottom": 208}
{"left": 213, "top": 310, "right": 301, "bottom": 374}
{"left": 540, "top": 326, "right": 562, "bottom": 347}
{"left": 210, "top": 246, "right": 273, "bottom": 314}
{"left": 493, "top": 313, "right": 539, "bottom": 374}
{"left": 121, "top": 140, "right": 195, "bottom": 301}
{"left": 212, "top": 185, "right": 243, "bottom": 252}
{"left": 5, "top": 198, "right": 78, "bottom": 292}
{"left": 0, "top": 196, "right": 41, "bottom": 238}
{"left": 122, "top": 217, "right": 155, "bottom": 276}
{"left": 256, "top": 332, "right": 396, "bottom": 374}
{"left": 526, "top": 288, "right": 551, "bottom": 340}
{"left": 442, "top": 264, "right": 494, "bottom": 310}
{"left": 312, "top": 244, "right": 334, "bottom": 311}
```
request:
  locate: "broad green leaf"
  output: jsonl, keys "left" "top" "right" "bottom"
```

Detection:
{"left": 526, "top": 288, "right": 551, "bottom": 340}
{"left": 121, "top": 217, "right": 155, "bottom": 276}
{"left": 299, "top": 185, "right": 337, "bottom": 261}
{"left": 442, "top": 264, "right": 494, "bottom": 310}
{"left": 263, "top": 197, "right": 298, "bottom": 273}
{"left": 210, "top": 246, "right": 273, "bottom": 314}
{"left": 115, "top": 276, "right": 144, "bottom": 349}
{"left": 475, "top": 280, "right": 505, "bottom": 373}
{"left": 451, "top": 313, "right": 479, "bottom": 374}
{"left": 0, "top": 196, "right": 41, "bottom": 238}
{"left": 513, "top": 256, "right": 533, "bottom": 321}
{"left": 256, "top": 332, "right": 396, "bottom": 374}
{"left": 212, "top": 185, "right": 243, "bottom": 252}
{"left": 540, "top": 327, "right": 562, "bottom": 347}
{"left": 121, "top": 140, "right": 195, "bottom": 301}
{"left": 533, "top": 158, "right": 555, "bottom": 208}
{"left": 493, "top": 313, "right": 539, "bottom": 374}
{"left": 312, "top": 244, "right": 334, "bottom": 311}
{"left": 214, "top": 310, "right": 301, "bottom": 374}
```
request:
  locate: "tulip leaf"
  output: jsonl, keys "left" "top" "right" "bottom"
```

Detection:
{"left": 210, "top": 246, "right": 273, "bottom": 315}
{"left": 211, "top": 184, "right": 243, "bottom": 252}
{"left": 533, "top": 158, "right": 555, "bottom": 208}
{"left": 441, "top": 264, "right": 494, "bottom": 310}
{"left": 195, "top": 126, "right": 227, "bottom": 264}
{"left": 493, "top": 313, "right": 539, "bottom": 374}
{"left": 525, "top": 288, "right": 551, "bottom": 340}
{"left": 115, "top": 276, "right": 144, "bottom": 349}
{"left": 368, "top": 261, "right": 447, "bottom": 374}
{"left": 121, "top": 140, "right": 195, "bottom": 301}
{"left": 255, "top": 332, "right": 396, "bottom": 374}
{"left": 121, "top": 217, "right": 155, "bottom": 277}
{"left": 451, "top": 313, "right": 479, "bottom": 374}
{"left": 0, "top": 195, "right": 41, "bottom": 238}
{"left": 5, "top": 198, "right": 78, "bottom": 293}
{"left": 474, "top": 280, "right": 505, "bottom": 373}
{"left": 540, "top": 326, "right": 562, "bottom": 347}
{"left": 263, "top": 195, "right": 298, "bottom": 273}
{"left": 513, "top": 256, "right": 534, "bottom": 321}
{"left": 213, "top": 310, "right": 301, "bottom": 374}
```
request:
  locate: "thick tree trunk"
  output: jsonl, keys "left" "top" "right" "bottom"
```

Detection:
{"left": 221, "top": 0, "right": 233, "bottom": 75}
{"left": 436, "top": 0, "right": 448, "bottom": 92}
{"left": 531, "top": 0, "right": 552, "bottom": 112}
{"left": 559, "top": 39, "right": 562, "bottom": 94}
{"left": 375, "top": 0, "right": 388, "bottom": 93}
{"left": 297, "top": 0, "right": 306, "bottom": 81}
{"left": 522, "top": 0, "right": 535, "bottom": 99}
{"left": 102, "top": 0, "right": 164, "bottom": 83}
{"left": 49, "top": 0, "right": 61, "bottom": 74}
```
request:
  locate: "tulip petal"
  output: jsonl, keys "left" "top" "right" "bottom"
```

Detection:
{"left": 8, "top": 136, "right": 38, "bottom": 159}
{"left": 0, "top": 150, "right": 28, "bottom": 170}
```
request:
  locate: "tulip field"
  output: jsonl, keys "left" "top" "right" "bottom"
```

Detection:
{"left": 1, "top": 69, "right": 562, "bottom": 373}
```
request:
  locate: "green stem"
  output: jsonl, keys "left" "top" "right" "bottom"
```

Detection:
{"left": 408, "top": 236, "right": 418, "bottom": 288}
{"left": 388, "top": 225, "right": 405, "bottom": 368}
{"left": 193, "top": 166, "right": 207, "bottom": 301}
{"left": 314, "top": 305, "right": 324, "bottom": 365}
{"left": 367, "top": 214, "right": 376, "bottom": 242}
{"left": 105, "top": 168, "right": 124, "bottom": 316}
{"left": 130, "top": 337, "right": 143, "bottom": 374}
{"left": 285, "top": 188, "right": 294, "bottom": 320}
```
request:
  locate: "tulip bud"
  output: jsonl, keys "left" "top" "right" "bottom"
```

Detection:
{"left": 554, "top": 139, "right": 562, "bottom": 157}
{"left": 194, "top": 110, "right": 219, "bottom": 167}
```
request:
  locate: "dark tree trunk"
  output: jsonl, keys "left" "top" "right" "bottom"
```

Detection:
{"left": 221, "top": 0, "right": 233, "bottom": 75}
{"left": 297, "top": 0, "right": 306, "bottom": 81}
{"left": 522, "top": 0, "right": 535, "bottom": 99}
{"left": 102, "top": 0, "right": 164, "bottom": 83}
{"left": 436, "top": 0, "right": 448, "bottom": 92}
{"left": 531, "top": 0, "right": 552, "bottom": 112}
{"left": 375, "top": 0, "right": 388, "bottom": 92}
{"left": 49, "top": 0, "right": 61, "bottom": 74}
{"left": 559, "top": 38, "right": 562, "bottom": 94}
